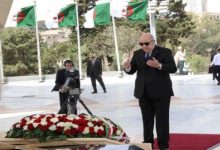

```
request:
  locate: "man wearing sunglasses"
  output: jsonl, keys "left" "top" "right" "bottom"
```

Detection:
{"left": 86, "top": 53, "right": 106, "bottom": 94}
{"left": 124, "top": 32, "right": 177, "bottom": 150}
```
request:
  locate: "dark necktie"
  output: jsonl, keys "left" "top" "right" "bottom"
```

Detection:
{"left": 145, "top": 53, "right": 151, "bottom": 61}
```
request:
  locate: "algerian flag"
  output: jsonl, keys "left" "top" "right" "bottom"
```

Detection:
{"left": 56, "top": 4, "right": 76, "bottom": 28}
{"left": 110, "top": 0, "right": 128, "bottom": 18}
{"left": 127, "top": 0, "right": 147, "bottom": 21}
{"left": 84, "top": 0, "right": 110, "bottom": 28}
{"left": 110, "top": 0, "right": 147, "bottom": 21}
{"left": 44, "top": 10, "right": 59, "bottom": 29}
{"left": 16, "top": 5, "right": 36, "bottom": 27}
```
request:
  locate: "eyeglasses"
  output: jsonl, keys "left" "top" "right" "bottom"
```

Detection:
{"left": 139, "top": 40, "right": 154, "bottom": 46}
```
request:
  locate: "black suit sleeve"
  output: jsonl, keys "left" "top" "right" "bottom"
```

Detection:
{"left": 160, "top": 49, "right": 177, "bottom": 73}
{"left": 125, "top": 51, "right": 138, "bottom": 75}
{"left": 52, "top": 69, "right": 65, "bottom": 91}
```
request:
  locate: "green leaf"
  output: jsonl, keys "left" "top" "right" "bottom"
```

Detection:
{"left": 58, "top": 135, "right": 67, "bottom": 141}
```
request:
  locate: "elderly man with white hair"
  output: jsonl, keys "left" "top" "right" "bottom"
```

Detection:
{"left": 174, "top": 46, "right": 186, "bottom": 75}
{"left": 123, "top": 32, "right": 177, "bottom": 150}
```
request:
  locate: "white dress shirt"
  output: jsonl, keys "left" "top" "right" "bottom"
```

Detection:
{"left": 211, "top": 53, "right": 220, "bottom": 65}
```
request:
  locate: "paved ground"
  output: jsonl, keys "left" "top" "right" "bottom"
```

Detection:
{"left": 0, "top": 73, "right": 220, "bottom": 143}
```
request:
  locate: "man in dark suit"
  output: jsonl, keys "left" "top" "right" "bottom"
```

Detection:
{"left": 124, "top": 33, "right": 177, "bottom": 150}
{"left": 210, "top": 47, "right": 217, "bottom": 80}
{"left": 86, "top": 53, "right": 106, "bottom": 94}
{"left": 52, "top": 60, "right": 80, "bottom": 114}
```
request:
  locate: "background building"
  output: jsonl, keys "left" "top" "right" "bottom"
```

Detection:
{"left": 40, "top": 28, "right": 71, "bottom": 47}
{"left": 183, "top": 0, "right": 220, "bottom": 20}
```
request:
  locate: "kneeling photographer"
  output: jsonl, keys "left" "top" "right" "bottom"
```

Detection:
{"left": 52, "top": 60, "right": 80, "bottom": 114}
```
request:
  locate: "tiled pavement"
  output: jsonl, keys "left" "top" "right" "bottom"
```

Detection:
{"left": 0, "top": 73, "right": 220, "bottom": 143}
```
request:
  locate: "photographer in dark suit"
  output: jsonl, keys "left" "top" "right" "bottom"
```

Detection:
{"left": 86, "top": 53, "right": 106, "bottom": 94}
{"left": 52, "top": 60, "right": 80, "bottom": 114}
{"left": 124, "top": 33, "right": 177, "bottom": 150}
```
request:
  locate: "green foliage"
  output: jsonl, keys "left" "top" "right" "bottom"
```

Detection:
{"left": 188, "top": 55, "right": 209, "bottom": 74}
{"left": 41, "top": 41, "right": 77, "bottom": 73}
{"left": 181, "top": 15, "right": 220, "bottom": 56}
{"left": 157, "top": 0, "right": 195, "bottom": 47}
{"left": 0, "top": 0, "right": 217, "bottom": 76}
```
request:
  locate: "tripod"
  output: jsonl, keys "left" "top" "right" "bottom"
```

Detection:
{"left": 58, "top": 88, "right": 93, "bottom": 115}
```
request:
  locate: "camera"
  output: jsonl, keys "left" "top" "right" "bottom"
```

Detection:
{"left": 63, "top": 70, "right": 80, "bottom": 95}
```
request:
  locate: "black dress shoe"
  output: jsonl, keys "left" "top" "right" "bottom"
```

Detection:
{"left": 91, "top": 91, "right": 97, "bottom": 94}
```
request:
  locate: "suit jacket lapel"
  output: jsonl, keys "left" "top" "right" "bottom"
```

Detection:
{"left": 151, "top": 46, "right": 158, "bottom": 59}
{"left": 140, "top": 50, "right": 146, "bottom": 65}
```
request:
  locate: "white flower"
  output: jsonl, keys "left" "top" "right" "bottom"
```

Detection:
{"left": 94, "top": 126, "right": 99, "bottom": 133}
{"left": 57, "top": 122, "right": 64, "bottom": 127}
{"left": 116, "top": 129, "right": 122, "bottom": 136}
{"left": 30, "top": 119, "right": 35, "bottom": 124}
{"left": 94, "top": 126, "right": 103, "bottom": 133}
{"left": 91, "top": 117, "right": 99, "bottom": 122}
{"left": 23, "top": 125, "right": 28, "bottom": 130}
{"left": 82, "top": 127, "right": 89, "bottom": 134}
{"left": 55, "top": 114, "right": 66, "bottom": 118}
{"left": 87, "top": 122, "right": 94, "bottom": 127}
{"left": 50, "top": 118, "right": 59, "bottom": 123}
{"left": 49, "top": 125, "right": 57, "bottom": 131}
{"left": 74, "top": 116, "right": 80, "bottom": 120}
{"left": 24, "top": 117, "right": 30, "bottom": 121}
{"left": 33, "top": 123, "right": 39, "bottom": 128}
{"left": 72, "top": 124, "right": 78, "bottom": 129}
{"left": 40, "top": 118, "right": 47, "bottom": 125}
{"left": 33, "top": 114, "right": 41, "bottom": 118}
{"left": 67, "top": 114, "right": 78, "bottom": 120}
{"left": 63, "top": 122, "right": 72, "bottom": 130}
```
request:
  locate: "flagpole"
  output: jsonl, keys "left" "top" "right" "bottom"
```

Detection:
{"left": 74, "top": 0, "right": 83, "bottom": 79}
{"left": 111, "top": 16, "right": 123, "bottom": 78}
{"left": 33, "top": 0, "right": 43, "bottom": 82}
{"left": 148, "top": 0, "right": 157, "bottom": 44}
{"left": 0, "top": 40, "right": 4, "bottom": 84}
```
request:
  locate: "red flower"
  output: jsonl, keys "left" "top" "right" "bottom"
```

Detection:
{"left": 64, "top": 128, "right": 77, "bottom": 136}
{"left": 89, "top": 127, "right": 95, "bottom": 135}
{"left": 34, "top": 117, "right": 42, "bottom": 123}
{"left": 28, "top": 124, "right": 34, "bottom": 130}
{"left": 56, "top": 126, "right": 64, "bottom": 133}
{"left": 38, "top": 124, "right": 48, "bottom": 131}
{"left": 77, "top": 118, "right": 88, "bottom": 126}
{"left": 58, "top": 115, "right": 68, "bottom": 122}
{"left": 113, "top": 127, "right": 117, "bottom": 133}
{"left": 97, "top": 129, "right": 105, "bottom": 136}
{"left": 78, "top": 126, "right": 85, "bottom": 133}
{"left": 20, "top": 120, "right": 27, "bottom": 128}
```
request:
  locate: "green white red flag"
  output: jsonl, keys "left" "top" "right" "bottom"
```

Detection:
{"left": 56, "top": 4, "right": 77, "bottom": 28}
{"left": 84, "top": 0, "right": 111, "bottom": 28}
{"left": 110, "top": 0, "right": 148, "bottom": 21}
{"left": 16, "top": 5, "right": 36, "bottom": 27}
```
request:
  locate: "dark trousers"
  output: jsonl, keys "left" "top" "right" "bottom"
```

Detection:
{"left": 178, "top": 60, "right": 185, "bottom": 75}
{"left": 139, "top": 94, "right": 170, "bottom": 149}
{"left": 214, "top": 65, "right": 220, "bottom": 82}
{"left": 90, "top": 74, "right": 106, "bottom": 92}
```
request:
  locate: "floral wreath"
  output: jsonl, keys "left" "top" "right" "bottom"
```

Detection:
{"left": 6, "top": 113, "right": 129, "bottom": 143}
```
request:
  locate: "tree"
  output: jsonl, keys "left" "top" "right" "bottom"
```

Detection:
{"left": 182, "top": 15, "right": 220, "bottom": 55}
{"left": 156, "top": 0, "right": 195, "bottom": 49}
{"left": 0, "top": 28, "right": 39, "bottom": 76}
